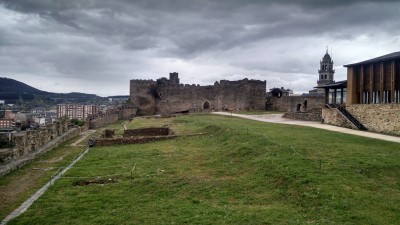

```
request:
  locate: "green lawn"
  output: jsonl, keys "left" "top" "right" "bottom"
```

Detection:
{"left": 8, "top": 114, "right": 400, "bottom": 224}
{"left": 0, "top": 139, "right": 87, "bottom": 220}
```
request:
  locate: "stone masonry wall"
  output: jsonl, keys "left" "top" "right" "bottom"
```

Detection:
{"left": 123, "top": 128, "right": 170, "bottom": 137}
{"left": 88, "top": 113, "right": 119, "bottom": 129}
{"left": 283, "top": 111, "right": 322, "bottom": 121}
{"left": 130, "top": 75, "right": 266, "bottom": 115}
{"left": 118, "top": 105, "right": 137, "bottom": 120}
{"left": 95, "top": 135, "right": 175, "bottom": 146}
{"left": 0, "top": 148, "right": 13, "bottom": 165}
{"left": 267, "top": 95, "right": 324, "bottom": 112}
{"left": 156, "top": 79, "right": 266, "bottom": 114}
{"left": 322, "top": 108, "right": 357, "bottom": 129}
{"left": 346, "top": 104, "right": 400, "bottom": 136}
{"left": 88, "top": 105, "right": 137, "bottom": 129}
{"left": 0, "top": 125, "right": 82, "bottom": 176}
{"left": 130, "top": 80, "right": 157, "bottom": 115}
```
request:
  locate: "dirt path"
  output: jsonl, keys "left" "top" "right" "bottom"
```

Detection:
{"left": 213, "top": 112, "right": 400, "bottom": 144}
{"left": 70, "top": 129, "right": 96, "bottom": 146}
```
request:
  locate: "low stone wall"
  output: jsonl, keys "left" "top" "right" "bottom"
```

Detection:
{"left": 322, "top": 108, "right": 357, "bottom": 130}
{"left": 8, "top": 120, "right": 71, "bottom": 160}
{"left": 95, "top": 135, "right": 176, "bottom": 146}
{"left": 123, "top": 128, "right": 170, "bottom": 137}
{"left": 283, "top": 111, "right": 322, "bottom": 121}
{"left": 0, "top": 127, "right": 82, "bottom": 177}
{"left": 0, "top": 148, "right": 13, "bottom": 164}
{"left": 346, "top": 104, "right": 400, "bottom": 136}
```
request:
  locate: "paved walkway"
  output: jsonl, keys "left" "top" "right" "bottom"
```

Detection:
{"left": 1, "top": 147, "right": 91, "bottom": 225}
{"left": 213, "top": 112, "right": 400, "bottom": 144}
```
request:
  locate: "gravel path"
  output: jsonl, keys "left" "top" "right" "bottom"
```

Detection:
{"left": 213, "top": 112, "right": 400, "bottom": 144}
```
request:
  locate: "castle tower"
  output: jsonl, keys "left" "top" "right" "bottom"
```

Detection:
{"left": 129, "top": 79, "right": 157, "bottom": 115}
{"left": 169, "top": 72, "right": 180, "bottom": 86}
{"left": 317, "top": 49, "right": 335, "bottom": 93}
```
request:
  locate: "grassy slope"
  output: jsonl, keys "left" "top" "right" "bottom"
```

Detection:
{"left": 8, "top": 114, "right": 400, "bottom": 225}
{"left": 0, "top": 140, "right": 86, "bottom": 220}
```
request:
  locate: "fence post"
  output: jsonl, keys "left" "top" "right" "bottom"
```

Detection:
{"left": 319, "top": 159, "right": 322, "bottom": 172}
{"left": 131, "top": 164, "right": 136, "bottom": 185}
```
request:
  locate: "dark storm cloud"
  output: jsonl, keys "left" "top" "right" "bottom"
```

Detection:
{"left": 1, "top": 0, "right": 400, "bottom": 95}
{"left": 3, "top": 0, "right": 399, "bottom": 56}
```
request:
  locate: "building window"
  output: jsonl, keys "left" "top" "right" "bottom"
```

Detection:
{"left": 342, "top": 88, "right": 347, "bottom": 104}
{"left": 328, "top": 89, "right": 334, "bottom": 104}
{"left": 383, "top": 90, "right": 391, "bottom": 103}
{"left": 362, "top": 91, "right": 369, "bottom": 104}
{"left": 372, "top": 91, "right": 380, "bottom": 104}
{"left": 395, "top": 90, "right": 400, "bottom": 103}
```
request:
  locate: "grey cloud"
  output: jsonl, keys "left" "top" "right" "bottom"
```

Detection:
{"left": 0, "top": 0, "right": 399, "bottom": 96}
{"left": 3, "top": 0, "right": 399, "bottom": 56}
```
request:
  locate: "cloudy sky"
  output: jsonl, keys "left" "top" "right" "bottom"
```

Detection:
{"left": 1, "top": 0, "right": 400, "bottom": 96}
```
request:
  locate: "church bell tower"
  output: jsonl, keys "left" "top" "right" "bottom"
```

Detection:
{"left": 317, "top": 49, "right": 335, "bottom": 92}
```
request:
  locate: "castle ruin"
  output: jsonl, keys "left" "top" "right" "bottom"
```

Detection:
{"left": 130, "top": 73, "right": 266, "bottom": 115}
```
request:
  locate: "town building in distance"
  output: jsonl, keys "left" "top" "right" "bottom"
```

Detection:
{"left": 56, "top": 104, "right": 99, "bottom": 120}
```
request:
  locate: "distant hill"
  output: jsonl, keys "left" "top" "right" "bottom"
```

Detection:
{"left": 0, "top": 77, "right": 47, "bottom": 95}
{"left": 107, "top": 95, "right": 130, "bottom": 98}
{"left": 0, "top": 77, "right": 105, "bottom": 104}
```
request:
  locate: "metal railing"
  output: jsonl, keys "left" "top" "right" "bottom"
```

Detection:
{"left": 332, "top": 104, "right": 367, "bottom": 130}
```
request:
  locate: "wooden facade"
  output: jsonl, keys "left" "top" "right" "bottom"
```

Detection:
{"left": 345, "top": 52, "right": 400, "bottom": 105}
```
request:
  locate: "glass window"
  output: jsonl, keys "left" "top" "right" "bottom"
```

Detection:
{"left": 372, "top": 91, "right": 380, "bottom": 104}
{"left": 342, "top": 89, "right": 347, "bottom": 104}
{"left": 329, "top": 89, "right": 334, "bottom": 104}
{"left": 336, "top": 89, "right": 342, "bottom": 104}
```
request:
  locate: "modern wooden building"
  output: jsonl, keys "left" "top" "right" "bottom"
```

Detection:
{"left": 321, "top": 52, "right": 400, "bottom": 136}
{"left": 344, "top": 52, "right": 400, "bottom": 105}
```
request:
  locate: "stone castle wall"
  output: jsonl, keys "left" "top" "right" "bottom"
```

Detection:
{"left": 130, "top": 80, "right": 157, "bottom": 115}
{"left": 118, "top": 105, "right": 137, "bottom": 120}
{"left": 267, "top": 95, "right": 324, "bottom": 112}
{"left": 0, "top": 120, "right": 83, "bottom": 176}
{"left": 346, "top": 104, "right": 400, "bottom": 136}
{"left": 130, "top": 74, "right": 266, "bottom": 115}
{"left": 88, "top": 106, "right": 137, "bottom": 129}
{"left": 88, "top": 112, "right": 119, "bottom": 129}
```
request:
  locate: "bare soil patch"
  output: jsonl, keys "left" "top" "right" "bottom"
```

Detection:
{"left": 74, "top": 178, "right": 117, "bottom": 186}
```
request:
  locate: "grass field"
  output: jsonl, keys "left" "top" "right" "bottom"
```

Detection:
{"left": 0, "top": 139, "right": 88, "bottom": 220}
{"left": 7, "top": 114, "right": 400, "bottom": 224}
